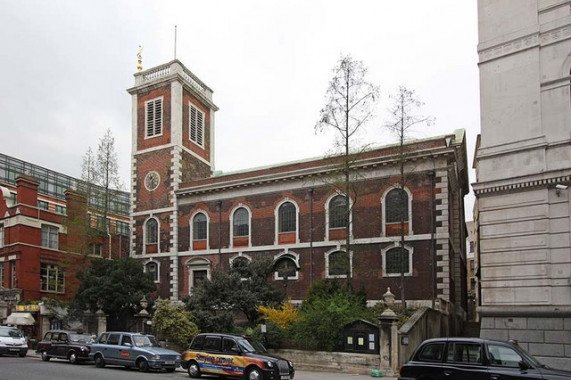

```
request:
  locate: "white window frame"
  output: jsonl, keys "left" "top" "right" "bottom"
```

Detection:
{"left": 41, "top": 224, "right": 59, "bottom": 250}
{"left": 145, "top": 97, "right": 163, "bottom": 138}
{"left": 381, "top": 185, "right": 413, "bottom": 236}
{"left": 0, "top": 263, "right": 4, "bottom": 288}
{"left": 186, "top": 258, "right": 211, "bottom": 294}
{"left": 89, "top": 243, "right": 102, "bottom": 257}
{"left": 230, "top": 204, "right": 252, "bottom": 247}
{"left": 40, "top": 263, "right": 65, "bottom": 293}
{"left": 0, "top": 224, "right": 4, "bottom": 248}
{"left": 189, "top": 103, "right": 205, "bottom": 147}
{"left": 145, "top": 260, "right": 160, "bottom": 283}
{"left": 325, "top": 192, "right": 353, "bottom": 241}
{"left": 229, "top": 253, "right": 252, "bottom": 268}
{"left": 381, "top": 243, "right": 414, "bottom": 277}
{"left": 273, "top": 251, "right": 300, "bottom": 281}
{"left": 325, "top": 248, "right": 353, "bottom": 279}
{"left": 190, "top": 210, "right": 210, "bottom": 250}
{"left": 274, "top": 199, "right": 300, "bottom": 244}
{"left": 144, "top": 216, "right": 160, "bottom": 252}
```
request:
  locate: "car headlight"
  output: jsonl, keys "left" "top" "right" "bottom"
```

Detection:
{"left": 288, "top": 361, "right": 294, "bottom": 368}
{"left": 151, "top": 354, "right": 160, "bottom": 360}
{"left": 176, "top": 355, "right": 181, "bottom": 360}
{"left": 80, "top": 346, "right": 88, "bottom": 351}
{"left": 266, "top": 361, "right": 274, "bottom": 368}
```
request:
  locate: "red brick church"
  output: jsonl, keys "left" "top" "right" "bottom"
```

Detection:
{"left": 129, "top": 59, "right": 470, "bottom": 317}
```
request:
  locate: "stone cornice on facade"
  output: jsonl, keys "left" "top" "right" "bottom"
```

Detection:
{"left": 478, "top": 305, "right": 571, "bottom": 317}
{"left": 478, "top": 13, "right": 571, "bottom": 64}
{"left": 127, "top": 59, "right": 219, "bottom": 112}
{"left": 473, "top": 172, "right": 571, "bottom": 196}
{"left": 176, "top": 133, "right": 465, "bottom": 198}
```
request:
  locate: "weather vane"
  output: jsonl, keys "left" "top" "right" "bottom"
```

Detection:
{"left": 137, "top": 45, "right": 143, "bottom": 72}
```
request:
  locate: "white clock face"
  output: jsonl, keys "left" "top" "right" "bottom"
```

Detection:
{"left": 144, "top": 171, "right": 160, "bottom": 191}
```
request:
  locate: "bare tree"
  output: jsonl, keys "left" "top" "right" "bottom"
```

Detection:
{"left": 80, "top": 129, "right": 122, "bottom": 258}
{"left": 316, "top": 55, "right": 379, "bottom": 281}
{"left": 384, "top": 86, "right": 433, "bottom": 306}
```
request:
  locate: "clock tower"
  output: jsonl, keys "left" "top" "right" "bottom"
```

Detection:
{"left": 127, "top": 59, "right": 218, "bottom": 301}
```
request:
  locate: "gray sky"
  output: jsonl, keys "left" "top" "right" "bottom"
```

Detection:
{"left": 1, "top": 0, "right": 479, "bottom": 214}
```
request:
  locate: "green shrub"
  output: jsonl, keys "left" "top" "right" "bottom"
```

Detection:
{"left": 152, "top": 299, "right": 199, "bottom": 349}
{"left": 251, "top": 321, "right": 285, "bottom": 349}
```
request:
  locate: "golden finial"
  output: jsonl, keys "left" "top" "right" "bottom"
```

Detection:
{"left": 137, "top": 45, "right": 143, "bottom": 72}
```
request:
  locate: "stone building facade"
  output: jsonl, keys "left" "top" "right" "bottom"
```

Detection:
{"left": 129, "top": 59, "right": 470, "bottom": 322}
{"left": 474, "top": 0, "right": 571, "bottom": 369}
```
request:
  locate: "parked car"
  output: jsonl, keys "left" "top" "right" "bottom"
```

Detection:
{"left": 36, "top": 330, "right": 92, "bottom": 364}
{"left": 0, "top": 326, "right": 28, "bottom": 357}
{"left": 399, "top": 337, "right": 571, "bottom": 380}
{"left": 181, "top": 333, "right": 295, "bottom": 380}
{"left": 89, "top": 331, "right": 181, "bottom": 372}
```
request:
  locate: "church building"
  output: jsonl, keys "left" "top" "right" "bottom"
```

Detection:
{"left": 128, "top": 59, "right": 470, "bottom": 320}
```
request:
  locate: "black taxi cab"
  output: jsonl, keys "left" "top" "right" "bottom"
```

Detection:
{"left": 36, "top": 330, "right": 92, "bottom": 364}
{"left": 182, "top": 333, "right": 294, "bottom": 380}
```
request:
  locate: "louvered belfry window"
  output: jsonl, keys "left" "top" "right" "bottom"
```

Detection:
{"left": 190, "top": 104, "right": 204, "bottom": 146}
{"left": 145, "top": 98, "right": 163, "bottom": 137}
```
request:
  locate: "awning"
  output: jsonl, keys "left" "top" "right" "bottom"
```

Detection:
{"left": 6, "top": 312, "right": 36, "bottom": 325}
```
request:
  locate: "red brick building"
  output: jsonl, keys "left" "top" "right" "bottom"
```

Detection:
{"left": 0, "top": 154, "right": 130, "bottom": 335}
{"left": 129, "top": 59, "right": 470, "bottom": 318}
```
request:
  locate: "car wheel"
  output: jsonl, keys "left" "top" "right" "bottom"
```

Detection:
{"left": 137, "top": 359, "right": 149, "bottom": 372}
{"left": 94, "top": 354, "right": 106, "bottom": 368}
{"left": 68, "top": 351, "right": 77, "bottom": 364}
{"left": 246, "top": 367, "right": 262, "bottom": 380}
{"left": 41, "top": 351, "right": 50, "bottom": 362}
{"left": 188, "top": 360, "right": 201, "bottom": 378}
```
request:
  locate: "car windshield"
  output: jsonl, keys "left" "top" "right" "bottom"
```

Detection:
{"left": 133, "top": 335, "right": 153, "bottom": 347}
{"left": 0, "top": 328, "right": 24, "bottom": 338}
{"left": 238, "top": 338, "right": 267, "bottom": 353}
{"left": 69, "top": 334, "right": 92, "bottom": 343}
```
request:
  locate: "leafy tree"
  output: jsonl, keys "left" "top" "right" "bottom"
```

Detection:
{"left": 70, "top": 257, "right": 156, "bottom": 330}
{"left": 315, "top": 55, "right": 379, "bottom": 280}
{"left": 186, "top": 256, "right": 284, "bottom": 332}
{"left": 289, "top": 280, "right": 370, "bottom": 351}
{"left": 152, "top": 299, "right": 199, "bottom": 348}
{"left": 384, "top": 86, "right": 433, "bottom": 306}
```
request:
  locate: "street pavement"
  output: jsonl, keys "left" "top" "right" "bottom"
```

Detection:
{"left": 295, "top": 370, "right": 398, "bottom": 380}
{"left": 28, "top": 349, "right": 399, "bottom": 379}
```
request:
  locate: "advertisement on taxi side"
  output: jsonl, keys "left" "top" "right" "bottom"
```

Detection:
{"left": 183, "top": 350, "right": 266, "bottom": 376}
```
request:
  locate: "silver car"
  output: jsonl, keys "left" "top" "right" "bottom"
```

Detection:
{"left": 89, "top": 331, "right": 181, "bottom": 372}
{"left": 0, "top": 326, "right": 28, "bottom": 357}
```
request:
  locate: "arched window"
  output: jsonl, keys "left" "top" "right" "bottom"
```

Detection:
{"left": 327, "top": 250, "right": 351, "bottom": 277}
{"left": 274, "top": 254, "right": 299, "bottom": 280}
{"left": 329, "top": 194, "right": 348, "bottom": 228}
{"left": 145, "top": 262, "right": 159, "bottom": 282}
{"left": 192, "top": 213, "right": 207, "bottom": 240}
{"left": 232, "top": 256, "right": 250, "bottom": 269}
{"left": 385, "top": 188, "right": 409, "bottom": 223}
{"left": 383, "top": 246, "right": 412, "bottom": 276}
{"left": 278, "top": 202, "right": 296, "bottom": 233}
{"left": 145, "top": 218, "right": 158, "bottom": 244}
{"left": 231, "top": 256, "right": 251, "bottom": 279}
{"left": 233, "top": 207, "right": 249, "bottom": 237}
